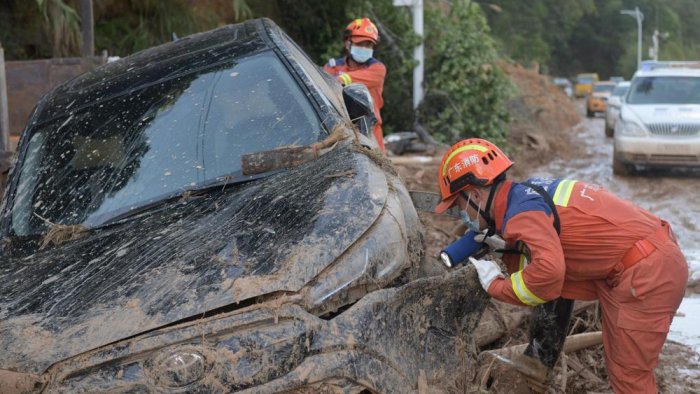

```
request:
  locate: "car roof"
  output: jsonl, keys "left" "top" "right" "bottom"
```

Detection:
{"left": 594, "top": 81, "right": 616, "bottom": 86}
{"left": 633, "top": 68, "right": 700, "bottom": 78}
{"left": 29, "top": 18, "right": 336, "bottom": 129}
{"left": 615, "top": 81, "right": 631, "bottom": 87}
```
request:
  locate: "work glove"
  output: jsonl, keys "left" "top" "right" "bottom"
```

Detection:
{"left": 474, "top": 230, "right": 506, "bottom": 258}
{"left": 469, "top": 257, "right": 505, "bottom": 292}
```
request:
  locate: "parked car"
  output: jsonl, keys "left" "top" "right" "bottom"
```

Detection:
{"left": 553, "top": 77, "right": 573, "bottom": 97}
{"left": 604, "top": 81, "right": 631, "bottom": 137}
{"left": 0, "top": 18, "right": 487, "bottom": 392}
{"left": 609, "top": 76, "right": 625, "bottom": 83}
{"left": 574, "top": 72, "right": 599, "bottom": 97}
{"left": 586, "top": 81, "right": 616, "bottom": 117}
{"left": 613, "top": 61, "right": 700, "bottom": 175}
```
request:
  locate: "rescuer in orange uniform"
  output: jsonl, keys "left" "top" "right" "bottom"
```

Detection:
{"left": 324, "top": 18, "right": 387, "bottom": 152}
{"left": 435, "top": 138, "right": 688, "bottom": 393}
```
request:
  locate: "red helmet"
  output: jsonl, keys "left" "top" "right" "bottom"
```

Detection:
{"left": 343, "top": 18, "right": 379, "bottom": 45}
{"left": 435, "top": 138, "right": 513, "bottom": 213}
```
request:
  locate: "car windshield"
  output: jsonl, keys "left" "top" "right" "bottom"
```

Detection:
{"left": 10, "top": 50, "right": 322, "bottom": 236}
{"left": 577, "top": 76, "right": 594, "bottom": 84}
{"left": 593, "top": 84, "right": 614, "bottom": 93}
{"left": 611, "top": 84, "right": 629, "bottom": 97}
{"left": 627, "top": 76, "right": 700, "bottom": 104}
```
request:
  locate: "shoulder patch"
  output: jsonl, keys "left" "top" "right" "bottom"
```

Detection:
{"left": 503, "top": 182, "right": 555, "bottom": 233}
{"left": 365, "top": 58, "right": 386, "bottom": 68}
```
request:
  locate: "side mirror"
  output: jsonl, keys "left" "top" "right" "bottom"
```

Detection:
{"left": 342, "top": 83, "right": 377, "bottom": 136}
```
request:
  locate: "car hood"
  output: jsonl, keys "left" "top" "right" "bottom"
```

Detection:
{"left": 624, "top": 104, "right": 700, "bottom": 124}
{"left": 0, "top": 147, "right": 387, "bottom": 374}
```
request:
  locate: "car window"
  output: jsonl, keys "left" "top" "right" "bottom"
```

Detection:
{"left": 627, "top": 76, "right": 700, "bottom": 104}
{"left": 593, "top": 84, "right": 614, "bottom": 93}
{"left": 10, "top": 50, "right": 322, "bottom": 235}
{"left": 611, "top": 84, "right": 629, "bottom": 97}
{"left": 279, "top": 33, "right": 347, "bottom": 119}
{"left": 577, "top": 76, "right": 594, "bottom": 84}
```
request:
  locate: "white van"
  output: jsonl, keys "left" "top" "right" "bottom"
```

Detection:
{"left": 613, "top": 61, "right": 700, "bottom": 175}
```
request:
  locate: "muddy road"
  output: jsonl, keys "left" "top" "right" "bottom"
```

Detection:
{"left": 529, "top": 101, "right": 700, "bottom": 267}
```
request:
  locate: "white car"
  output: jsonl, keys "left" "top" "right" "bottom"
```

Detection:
{"left": 613, "top": 61, "right": 700, "bottom": 175}
{"left": 604, "top": 81, "right": 630, "bottom": 137}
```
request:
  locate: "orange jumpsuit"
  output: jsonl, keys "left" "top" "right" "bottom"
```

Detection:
{"left": 324, "top": 57, "right": 386, "bottom": 152}
{"left": 485, "top": 177, "right": 688, "bottom": 393}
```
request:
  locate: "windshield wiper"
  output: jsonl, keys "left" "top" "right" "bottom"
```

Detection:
{"left": 97, "top": 171, "right": 275, "bottom": 227}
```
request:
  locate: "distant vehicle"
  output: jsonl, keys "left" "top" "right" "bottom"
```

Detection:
{"left": 586, "top": 81, "right": 616, "bottom": 117}
{"left": 610, "top": 76, "right": 625, "bottom": 83}
{"left": 604, "top": 81, "right": 631, "bottom": 137}
{"left": 613, "top": 61, "right": 700, "bottom": 175}
{"left": 574, "top": 73, "right": 599, "bottom": 97}
{"left": 553, "top": 77, "right": 573, "bottom": 97}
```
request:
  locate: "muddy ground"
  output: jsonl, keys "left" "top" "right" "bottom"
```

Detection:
{"left": 390, "top": 63, "right": 700, "bottom": 392}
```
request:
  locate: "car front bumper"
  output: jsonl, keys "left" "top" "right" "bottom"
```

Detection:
{"left": 29, "top": 268, "right": 488, "bottom": 393}
{"left": 614, "top": 135, "right": 700, "bottom": 167}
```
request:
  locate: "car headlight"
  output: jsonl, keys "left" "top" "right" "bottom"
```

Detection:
{"left": 617, "top": 120, "right": 646, "bottom": 136}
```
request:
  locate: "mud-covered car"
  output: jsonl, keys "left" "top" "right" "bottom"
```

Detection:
{"left": 0, "top": 19, "right": 488, "bottom": 393}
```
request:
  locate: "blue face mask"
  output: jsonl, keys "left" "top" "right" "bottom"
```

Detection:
{"left": 460, "top": 193, "right": 482, "bottom": 232}
{"left": 350, "top": 45, "right": 373, "bottom": 64}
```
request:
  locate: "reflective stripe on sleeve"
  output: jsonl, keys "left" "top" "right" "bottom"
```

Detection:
{"left": 552, "top": 179, "right": 577, "bottom": 207}
{"left": 518, "top": 253, "right": 528, "bottom": 271}
{"left": 338, "top": 73, "right": 352, "bottom": 85}
{"left": 511, "top": 271, "right": 545, "bottom": 306}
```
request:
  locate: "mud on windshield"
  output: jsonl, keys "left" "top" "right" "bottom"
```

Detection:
{"left": 7, "top": 50, "right": 322, "bottom": 236}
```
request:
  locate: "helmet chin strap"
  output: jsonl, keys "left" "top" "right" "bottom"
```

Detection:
{"left": 465, "top": 180, "right": 502, "bottom": 236}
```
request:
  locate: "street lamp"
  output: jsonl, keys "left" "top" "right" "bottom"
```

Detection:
{"left": 620, "top": 7, "right": 644, "bottom": 70}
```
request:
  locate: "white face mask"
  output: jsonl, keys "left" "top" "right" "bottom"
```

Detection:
{"left": 460, "top": 192, "right": 482, "bottom": 232}
{"left": 350, "top": 45, "right": 373, "bottom": 64}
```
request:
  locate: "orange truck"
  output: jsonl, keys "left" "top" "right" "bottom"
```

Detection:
{"left": 586, "top": 81, "right": 616, "bottom": 117}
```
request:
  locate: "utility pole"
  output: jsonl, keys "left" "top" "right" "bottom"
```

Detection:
{"left": 80, "top": 0, "right": 94, "bottom": 57}
{"left": 0, "top": 42, "right": 9, "bottom": 154}
{"left": 393, "top": 0, "right": 424, "bottom": 109}
{"left": 620, "top": 7, "right": 644, "bottom": 69}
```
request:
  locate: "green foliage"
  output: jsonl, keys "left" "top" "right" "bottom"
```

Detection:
{"left": 94, "top": 0, "right": 205, "bottom": 56}
{"left": 418, "top": 0, "right": 512, "bottom": 145}
{"left": 0, "top": 1, "right": 47, "bottom": 59}
{"left": 484, "top": 0, "right": 700, "bottom": 79}
{"left": 36, "top": 0, "right": 81, "bottom": 57}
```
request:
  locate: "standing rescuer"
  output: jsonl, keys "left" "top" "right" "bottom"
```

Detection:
{"left": 435, "top": 138, "right": 688, "bottom": 393}
{"left": 324, "top": 18, "right": 386, "bottom": 152}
